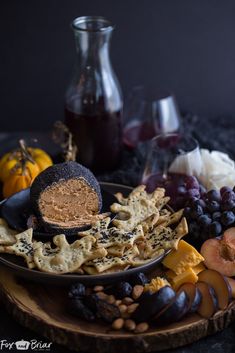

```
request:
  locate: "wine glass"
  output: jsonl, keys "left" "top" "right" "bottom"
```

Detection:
{"left": 123, "top": 87, "right": 181, "bottom": 149}
{"left": 141, "top": 133, "right": 203, "bottom": 210}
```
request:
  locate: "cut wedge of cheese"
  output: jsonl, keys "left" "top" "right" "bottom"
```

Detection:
{"left": 162, "top": 240, "right": 204, "bottom": 275}
{"left": 171, "top": 267, "right": 198, "bottom": 290}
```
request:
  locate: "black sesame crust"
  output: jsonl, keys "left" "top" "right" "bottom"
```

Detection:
{"left": 30, "top": 161, "right": 102, "bottom": 235}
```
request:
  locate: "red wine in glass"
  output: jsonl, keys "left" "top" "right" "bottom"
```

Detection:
{"left": 123, "top": 121, "right": 158, "bottom": 148}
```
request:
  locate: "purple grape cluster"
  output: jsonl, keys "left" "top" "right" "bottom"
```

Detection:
{"left": 184, "top": 186, "right": 235, "bottom": 244}
{"left": 165, "top": 174, "right": 206, "bottom": 210}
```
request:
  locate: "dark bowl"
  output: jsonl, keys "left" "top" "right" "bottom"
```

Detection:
{"left": 0, "top": 182, "right": 169, "bottom": 286}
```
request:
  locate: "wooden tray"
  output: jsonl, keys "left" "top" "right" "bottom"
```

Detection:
{"left": 1, "top": 267, "right": 235, "bottom": 353}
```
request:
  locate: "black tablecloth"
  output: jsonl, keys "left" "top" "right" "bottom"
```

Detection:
{"left": 1, "top": 115, "right": 235, "bottom": 353}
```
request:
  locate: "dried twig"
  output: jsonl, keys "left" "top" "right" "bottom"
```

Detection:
{"left": 52, "top": 121, "right": 78, "bottom": 162}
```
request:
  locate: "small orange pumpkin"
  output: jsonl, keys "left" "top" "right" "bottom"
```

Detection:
{"left": 2, "top": 140, "right": 52, "bottom": 198}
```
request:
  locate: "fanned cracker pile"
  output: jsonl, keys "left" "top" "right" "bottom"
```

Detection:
{"left": 0, "top": 185, "right": 188, "bottom": 275}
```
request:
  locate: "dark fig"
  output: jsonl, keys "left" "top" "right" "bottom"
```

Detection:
{"left": 68, "top": 298, "right": 95, "bottom": 321}
{"left": 115, "top": 282, "right": 133, "bottom": 299}
{"left": 68, "top": 282, "right": 86, "bottom": 299}
{"left": 96, "top": 300, "right": 120, "bottom": 323}
{"left": 129, "top": 272, "right": 149, "bottom": 286}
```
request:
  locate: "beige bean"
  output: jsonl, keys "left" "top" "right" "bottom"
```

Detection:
{"left": 93, "top": 285, "right": 104, "bottom": 292}
{"left": 132, "top": 285, "right": 144, "bottom": 300}
{"left": 127, "top": 303, "right": 139, "bottom": 314}
{"left": 134, "top": 322, "right": 149, "bottom": 333}
{"left": 124, "top": 319, "right": 136, "bottom": 331}
{"left": 122, "top": 297, "right": 134, "bottom": 305}
{"left": 112, "top": 318, "right": 124, "bottom": 330}
{"left": 107, "top": 295, "right": 116, "bottom": 304}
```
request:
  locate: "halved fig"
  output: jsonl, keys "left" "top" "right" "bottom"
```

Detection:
{"left": 198, "top": 269, "right": 231, "bottom": 310}
{"left": 200, "top": 238, "right": 235, "bottom": 277}
{"left": 177, "top": 283, "right": 202, "bottom": 313}
{"left": 132, "top": 285, "right": 175, "bottom": 322}
{"left": 196, "top": 282, "right": 218, "bottom": 318}
{"left": 153, "top": 290, "right": 189, "bottom": 325}
{"left": 226, "top": 277, "right": 235, "bottom": 299}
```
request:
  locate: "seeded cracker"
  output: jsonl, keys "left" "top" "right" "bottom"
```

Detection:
{"left": 0, "top": 218, "right": 17, "bottom": 245}
{"left": 143, "top": 217, "right": 188, "bottom": 259}
{"left": 78, "top": 217, "right": 111, "bottom": 237}
{"left": 4, "top": 228, "right": 36, "bottom": 268}
{"left": 84, "top": 245, "right": 139, "bottom": 273}
{"left": 34, "top": 234, "right": 107, "bottom": 274}
{"left": 111, "top": 186, "right": 164, "bottom": 231}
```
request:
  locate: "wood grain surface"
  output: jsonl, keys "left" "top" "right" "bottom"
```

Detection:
{"left": 0, "top": 267, "right": 235, "bottom": 353}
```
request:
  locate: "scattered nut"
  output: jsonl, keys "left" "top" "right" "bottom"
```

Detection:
{"left": 119, "top": 304, "right": 127, "bottom": 314}
{"left": 107, "top": 295, "right": 116, "bottom": 304}
{"left": 122, "top": 297, "right": 134, "bottom": 305}
{"left": 132, "top": 285, "right": 144, "bottom": 300}
{"left": 112, "top": 318, "right": 124, "bottom": 330}
{"left": 124, "top": 319, "right": 136, "bottom": 331}
{"left": 96, "top": 292, "right": 108, "bottom": 300}
{"left": 115, "top": 299, "right": 122, "bottom": 306}
{"left": 93, "top": 285, "right": 104, "bottom": 292}
{"left": 127, "top": 303, "right": 139, "bottom": 314}
{"left": 121, "top": 311, "right": 130, "bottom": 319}
{"left": 134, "top": 322, "right": 149, "bottom": 333}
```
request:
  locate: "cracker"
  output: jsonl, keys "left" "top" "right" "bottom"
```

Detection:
{"left": 4, "top": 228, "right": 36, "bottom": 268}
{"left": 143, "top": 217, "right": 188, "bottom": 258}
{"left": 111, "top": 187, "right": 162, "bottom": 231}
{"left": 79, "top": 217, "right": 144, "bottom": 249}
{"left": 34, "top": 234, "right": 107, "bottom": 274}
{"left": 78, "top": 217, "right": 111, "bottom": 237}
{"left": 85, "top": 245, "right": 139, "bottom": 273}
{"left": 96, "top": 224, "right": 144, "bottom": 249}
{"left": 107, "top": 245, "right": 126, "bottom": 257}
{"left": 157, "top": 209, "right": 184, "bottom": 227}
{"left": 0, "top": 218, "right": 17, "bottom": 245}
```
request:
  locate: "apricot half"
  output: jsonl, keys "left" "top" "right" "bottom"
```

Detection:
{"left": 200, "top": 238, "right": 235, "bottom": 277}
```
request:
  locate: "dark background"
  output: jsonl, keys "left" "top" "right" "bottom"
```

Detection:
{"left": 1, "top": 0, "right": 235, "bottom": 131}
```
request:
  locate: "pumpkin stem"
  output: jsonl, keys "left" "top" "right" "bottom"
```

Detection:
{"left": 52, "top": 121, "right": 78, "bottom": 162}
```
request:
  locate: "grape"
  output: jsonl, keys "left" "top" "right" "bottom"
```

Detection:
{"left": 206, "top": 190, "right": 221, "bottom": 202}
{"left": 198, "top": 214, "right": 212, "bottom": 226}
{"left": 189, "top": 221, "right": 201, "bottom": 239}
{"left": 177, "top": 186, "right": 187, "bottom": 195}
{"left": 199, "top": 184, "right": 207, "bottom": 196}
{"left": 222, "top": 191, "right": 235, "bottom": 203}
{"left": 208, "top": 222, "right": 222, "bottom": 237}
{"left": 206, "top": 200, "right": 220, "bottom": 213}
{"left": 221, "top": 200, "right": 235, "bottom": 211}
{"left": 221, "top": 211, "right": 235, "bottom": 226}
{"left": 183, "top": 207, "right": 191, "bottom": 218}
{"left": 198, "top": 199, "right": 206, "bottom": 209}
{"left": 220, "top": 186, "right": 233, "bottom": 196}
{"left": 185, "top": 176, "right": 200, "bottom": 190}
{"left": 212, "top": 211, "right": 221, "bottom": 221}
{"left": 190, "top": 204, "right": 203, "bottom": 219}
{"left": 187, "top": 189, "right": 200, "bottom": 199}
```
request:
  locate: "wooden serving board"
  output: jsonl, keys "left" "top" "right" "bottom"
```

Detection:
{"left": 0, "top": 267, "right": 235, "bottom": 353}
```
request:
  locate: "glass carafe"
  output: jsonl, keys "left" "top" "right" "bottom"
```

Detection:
{"left": 65, "top": 16, "right": 123, "bottom": 172}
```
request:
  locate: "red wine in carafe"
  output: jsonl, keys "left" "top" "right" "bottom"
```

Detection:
{"left": 65, "top": 103, "right": 122, "bottom": 172}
